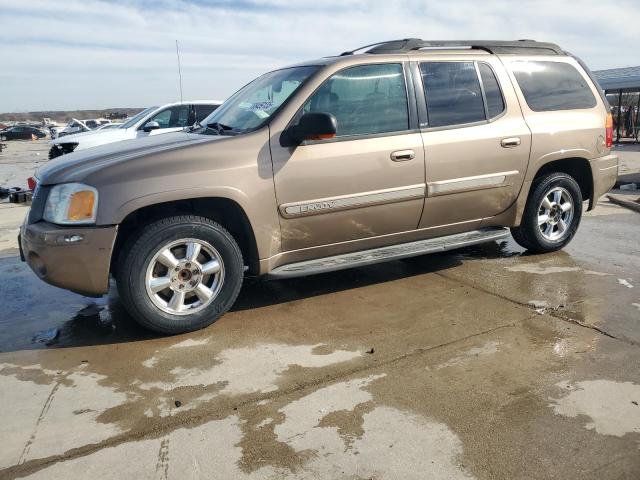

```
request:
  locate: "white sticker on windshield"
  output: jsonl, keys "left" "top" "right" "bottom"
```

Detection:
{"left": 246, "top": 101, "right": 274, "bottom": 112}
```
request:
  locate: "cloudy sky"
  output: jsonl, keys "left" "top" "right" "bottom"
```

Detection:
{"left": 1, "top": 0, "right": 638, "bottom": 112}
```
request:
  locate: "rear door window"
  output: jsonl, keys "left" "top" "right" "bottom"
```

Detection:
{"left": 510, "top": 61, "right": 596, "bottom": 111}
{"left": 302, "top": 63, "right": 409, "bottom": 137}
{"left": 420, "top": 62, "right": 486, "bottom": 127}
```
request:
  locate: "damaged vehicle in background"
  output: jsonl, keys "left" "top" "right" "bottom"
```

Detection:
{"left": 50, "top": 118, "right": 112, "bottom": 139}
{"left": 48, "top": 101, "right": 222, "bottom": 159}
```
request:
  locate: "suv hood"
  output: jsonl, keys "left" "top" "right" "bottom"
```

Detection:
{"left": 37, "top": 131, "right": 223, "bottom": 185}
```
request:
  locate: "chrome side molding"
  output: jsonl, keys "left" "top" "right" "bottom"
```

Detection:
{"left": 428, "top": 171, "right": 519, "bottom": 196}
{"left": 279, "top": 184, "right": 426, "bottom": 218}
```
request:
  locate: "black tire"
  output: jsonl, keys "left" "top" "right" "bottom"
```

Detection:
{"left": 510, "top": 172, "right": 583, "bottom": 253}
{"left": 116, "top": 215, "right": 244, "bottom": 334}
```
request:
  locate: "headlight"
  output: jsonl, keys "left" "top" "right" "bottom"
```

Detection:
{"left": 43, "top": 183, "right": 98, "bottom": 225}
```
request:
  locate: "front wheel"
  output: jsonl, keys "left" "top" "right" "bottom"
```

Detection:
{"left": 510, "top": 172, "right": 583, "bottom": 253}
{"left": 116, "top": 215, "right": 244, "bottom": 334}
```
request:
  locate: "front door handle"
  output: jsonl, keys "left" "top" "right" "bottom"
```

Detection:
{"left": 390, "top": 150, "right": 415, "bottom": 161}
{"left": 501, "top": 137, "right": 521, "bottom": 148}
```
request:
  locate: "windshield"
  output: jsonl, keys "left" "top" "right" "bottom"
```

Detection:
{"left": 199, "top": 66, "right": 319, "bottom": 134}
{"left": 119, "top": 107, "right": 157, "bottom": 129}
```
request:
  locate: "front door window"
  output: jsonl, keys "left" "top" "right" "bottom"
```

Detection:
{"left": 302, "top": 63, "right": 409, "bottom": 137}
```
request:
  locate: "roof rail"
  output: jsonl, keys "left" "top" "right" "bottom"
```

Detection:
{"left": 341, "top": 38, "right": 565, "bottom": 56}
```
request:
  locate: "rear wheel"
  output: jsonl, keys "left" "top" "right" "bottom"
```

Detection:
{"left": 116, "top": 215, "right": 244, "bottom": 334}
{"left": 510, "top": 172, "right": 583, "bottom": 253}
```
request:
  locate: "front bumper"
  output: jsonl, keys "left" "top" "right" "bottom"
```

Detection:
{"left": 589, "top": 153, "right": 619, "bottom": 210}
{"left": 20, "top": 221, "right": 117, "bottom": 296}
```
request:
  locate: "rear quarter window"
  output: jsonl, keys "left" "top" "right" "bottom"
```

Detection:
{"left": 511, "top": 61, "right": 596, "bottom": 112}
{"left": 478, "top": 63, "right": 505, "bottom": 118}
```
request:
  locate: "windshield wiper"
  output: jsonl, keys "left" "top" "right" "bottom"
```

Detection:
{"left": 204, "top": 122, "right": 234, "bottom": 135}
{"left": 188, "top": 121, "right": 202, "bottom": 133}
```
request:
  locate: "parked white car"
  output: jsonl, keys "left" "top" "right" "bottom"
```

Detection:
{"left": 50, "top": 118, "right": 113, "bottom": 139}
{"left": 48, "top": 101, "right": 222, "bottom": 159}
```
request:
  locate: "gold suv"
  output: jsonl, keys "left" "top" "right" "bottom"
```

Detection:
{"left": 21, "top": 39, "right": 618, "bottom": 334}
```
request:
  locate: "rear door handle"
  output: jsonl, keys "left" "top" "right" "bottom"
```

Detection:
{"left": 500, "top": 137, "right": 521, "bottom": 148}
{"left": 390, "top": 150, "right": 415, "bottom": 161}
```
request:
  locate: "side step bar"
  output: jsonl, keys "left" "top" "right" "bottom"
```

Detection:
{"left": 268, "top": 227, "right": 510, "bottom": 279}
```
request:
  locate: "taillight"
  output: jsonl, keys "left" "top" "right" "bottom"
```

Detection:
{"left": 605, "top": 113, "right": 613, "bottom": 148}
{"left": 27, "top": 176, "right": 37, "bottom": 190}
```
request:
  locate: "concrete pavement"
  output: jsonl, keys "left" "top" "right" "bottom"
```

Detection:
{"left": 1, "top": 197, "right": 639, "bottom": 479}
{"left": 1, "top": 138, "right": 640, "bottom": 479}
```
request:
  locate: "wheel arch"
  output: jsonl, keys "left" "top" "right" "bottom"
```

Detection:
{"left": 110, "top": 196, "right": 260, "bottom": 275}
{"left": 531, "top": 157, "right": 593, "bottom": 208}
{"left": 489, "top": 155, "right": 596, "bottom": 229}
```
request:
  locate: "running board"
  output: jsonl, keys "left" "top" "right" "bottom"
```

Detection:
{"left": 268, "top": 227, "right": 510, "bottom": 279}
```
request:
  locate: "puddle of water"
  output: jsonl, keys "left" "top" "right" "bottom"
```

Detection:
{"left": 139, "top": 343, "right": 362, "bottom": 394}
{"left": 550, "top": 380, "right": 640, "bottom": 437}
{"left": 552, "top": 339, "right": 570, "bottom": 357}
{"left": 0, "top": 363, "right": 128, "bottom": 467}
{"left": 0, "top": 257, "right": 156, "bottom": 353}
{"left": 256, "top": 417, "right": 273, "bottom": 429}
{"left": 528, "top": 300, "right": 549, "bottom": 309}
{"left": 583, "top": 270, "right": 610, "bottom": 276}
{"left": 18, "top": 415, "right": 245, "bottom": 480}
{"left": 618, "top": 279, "right": 634, "bottom": 289}
{"left": 435, "top": 341, "right": 500, "bottom": 370}
{"left": 169, "top": 338, "right": 210, "bottom": 349}
{"left": 506, "top": 264, "right": 582, "bottom": 275}
{"left": 21, "top": 375, "right": 473, "bottom": 480}
{"left": 273, "top": 375, "right": 470, "bottom": 479}
{"left": 31, "top": 328, "right": 59, "bottom": 345}
{"left": 142, "top": 356, "right": 159, "bottom": 368}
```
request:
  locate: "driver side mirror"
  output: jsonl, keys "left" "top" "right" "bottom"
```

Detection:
{"left": 283, "top": 112, "right": 337, "bottom": 146}
{"left": 143, "top": 121, "right": 160, "bottom": 133}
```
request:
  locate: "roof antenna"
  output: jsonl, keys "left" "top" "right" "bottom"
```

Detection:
{"left": 175, "top": 40, "right": 183, "bottom": 104}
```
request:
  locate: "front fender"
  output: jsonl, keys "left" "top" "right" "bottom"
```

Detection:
{"left": 113, "top": 186, "right": 250, "bottom": 224}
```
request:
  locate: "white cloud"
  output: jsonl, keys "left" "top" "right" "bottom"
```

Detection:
{"left": 1, "top": 0, "right": 637, "bottom": 111}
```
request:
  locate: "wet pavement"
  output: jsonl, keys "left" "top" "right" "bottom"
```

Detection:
{"left": 1, "top": 199, "right": 639, "bottom": 479}
{"left": 0, "top": 139, "right": 49, "bottom": 190}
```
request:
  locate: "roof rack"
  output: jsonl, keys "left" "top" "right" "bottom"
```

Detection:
{"left": 340, "top": 38, "right": 565, "bottom": 56}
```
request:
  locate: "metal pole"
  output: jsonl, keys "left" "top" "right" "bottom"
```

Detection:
{"left": 616, "top": 89, "right": 623, "bottom": 143}
{"left": 175, "top": 40, "right": 183, "bottom": 104}
{"left": 635, "top": 91, "right": 640, "bottom": 143}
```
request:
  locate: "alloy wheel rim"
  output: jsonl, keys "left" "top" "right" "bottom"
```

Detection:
{"left": 537, "top": 187, "right": 574, "bottom": 241}
{"left": 145, "top": 238, "right": 225, "bottom": 315}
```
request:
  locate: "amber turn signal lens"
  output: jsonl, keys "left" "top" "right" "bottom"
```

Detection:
{"left": 308, "top": 133, "right": 336, "bottom": 140}
{"left": 67, "top": 190, "right": 95, "bottom": 221}
{"left": 605, "top": 113, "right": 613, "bottom": 148}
